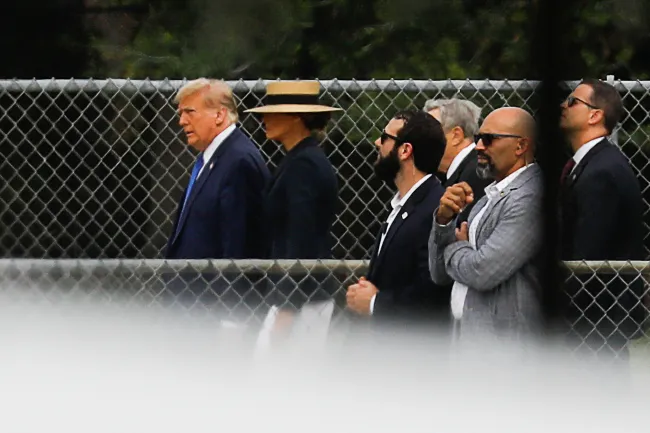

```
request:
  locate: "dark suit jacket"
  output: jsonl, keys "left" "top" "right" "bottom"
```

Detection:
{"left": 261, "top": 136, "right": 339, "bottom": 311}
{"left": 265, "top": 136, "right": 338, "bottom": 259}
{"left": 559, "top": 138, "right": 644, "bottom": 261}
{"left": 559, "top": 138, "right": 647, "bottom": 348}
{"left": 165, "top": 127, "right": 271, "bottom": 259}
{"left": 443, "top": 147, "right": 491, "bottom": 224}
{"left": 366, "top": 175, "right": 450, "bottom": 326}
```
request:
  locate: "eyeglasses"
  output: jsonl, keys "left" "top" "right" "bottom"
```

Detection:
{"left": 474, "top": 133, "right": 523, "bottom": 146}
{"left": 380, "top": 131, "right": 402, "bottom": 144}
{"left": 565, "top": 95, "right": 600, "bottom": 110}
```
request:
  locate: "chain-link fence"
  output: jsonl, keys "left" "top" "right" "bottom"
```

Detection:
{"left": 0, "top": 258, "right": 648, "bottom": 359}
{"left": 2, "top": 78, "right": 649, "bottom": 260}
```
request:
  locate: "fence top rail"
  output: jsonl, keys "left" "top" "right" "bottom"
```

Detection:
{"left": 1, "top": 78, "right": 649, "bottom": 94}
{"left": 0, "top": 259, "right": 648, "bottom": 274}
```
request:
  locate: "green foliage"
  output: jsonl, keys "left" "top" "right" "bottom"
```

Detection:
{"left": 85, "top": 0, "right": 650, "bottom": 81}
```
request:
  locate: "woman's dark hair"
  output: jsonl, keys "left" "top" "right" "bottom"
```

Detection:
{"left": 299, "top": 112, "right": 332, "bottom": 140}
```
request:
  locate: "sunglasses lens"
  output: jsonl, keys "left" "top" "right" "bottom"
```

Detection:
{"left": 566, "top": 96, "right": 576, "bottom": 107}
{"left": 476, "top": 134, "right": 492, "bottom": 146}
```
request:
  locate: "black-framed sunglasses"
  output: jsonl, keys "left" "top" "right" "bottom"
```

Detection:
{"left": 565, "top": 95, "right": 600, "bottom": 110}
{"left": 380, "top": 131, "right": 402, "bottom": 144}
{"left": 474, "top": 133, "right": 523, "bottom": 147}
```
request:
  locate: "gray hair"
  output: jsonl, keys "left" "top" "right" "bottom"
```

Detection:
{"left": 423, "top": 98, "right": 482, "bottom": 139}
{"left": 174, "top": 78, "right": 239, "bottom": 123}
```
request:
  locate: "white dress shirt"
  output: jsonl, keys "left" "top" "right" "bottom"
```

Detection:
{"left": 446, "top": 143, "right": 476, "bottom": 180}
{"left": 369, "top": 174, "right": 432, "bottom": 314}
{"left": 197, "top": 124, "right": 236, "bottom": 179}
{"left": 570, "top": 136, "right": 606, "bottom": 175}
{"left": 449, "top": 163, "right": 534, "bottom": 319}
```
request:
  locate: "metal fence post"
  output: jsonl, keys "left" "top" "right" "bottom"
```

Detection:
{"left": 606, "top": 74, "right": 619, "bottom": 146}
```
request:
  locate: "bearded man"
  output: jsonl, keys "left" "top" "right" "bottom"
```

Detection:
{"left": 428, "top": 107, "right": 544, "bottom": 343}
{"left": 345, "top": 110, "right": 450, "bottom": 330}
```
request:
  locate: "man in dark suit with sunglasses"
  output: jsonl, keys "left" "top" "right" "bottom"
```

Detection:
{"left": 425, "top": 98, "right": 491, "bottom": 223}
{"left": 345, "top": 110, "right": 450, "bottom": 332}
{"left": 559, "top": 78, "right": 646, "bottom": 361}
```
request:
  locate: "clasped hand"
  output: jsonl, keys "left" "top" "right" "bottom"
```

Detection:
{"left": 436, "top": 182, "right": 474, "bottom": 225}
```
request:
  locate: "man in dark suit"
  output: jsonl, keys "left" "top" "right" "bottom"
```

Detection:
{"left": 345, "top": 110, "right": 449, "bottom": 330}
{"left": 165, "top": 79, "right": 270, "bottom": 260}
{"left": 425, "top": 98, "right": 491, "bottom": 222}
{"left": 163, "top": 79, "right": 271, "bottom": 319}
{"left": 559, "top": 78, "right": 647, "bottom": 359}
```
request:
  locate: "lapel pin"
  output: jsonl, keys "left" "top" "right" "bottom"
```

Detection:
{"left": 401, "top": 211, "right": 408, "bottom": 219}
{"left": 209, "top": 162, "right": 214, "bottom": 170}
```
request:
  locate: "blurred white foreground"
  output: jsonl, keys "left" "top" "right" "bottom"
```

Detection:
{"left": 0, "top": 294, "right": 648, "bottom": 433}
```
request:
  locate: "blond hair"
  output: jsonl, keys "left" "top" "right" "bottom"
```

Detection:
{"left": 174, "top": 78, "right": 239, "bottom": 123}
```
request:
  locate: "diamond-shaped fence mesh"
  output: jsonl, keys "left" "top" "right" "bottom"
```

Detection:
{"left": 561, "top": 261, "right": 650, "bottom": 360}
{"left": 0, "top": 258, "right": 648, "bottom": 360}
{"left": 2, "top": 78, "right": 650, "bottom": 360}
{"left": 1, "top": 77, "right": 618, "bottom": 260}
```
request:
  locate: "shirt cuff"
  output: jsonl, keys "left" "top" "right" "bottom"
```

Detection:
{"left": 369, "top": 294, "right": 377, "bottom": 315}
{"left": 435, "top": 216, "right": 455, "bottom": 228}
{"left": 433, "top": 207, "right": 456, "bottom": 228}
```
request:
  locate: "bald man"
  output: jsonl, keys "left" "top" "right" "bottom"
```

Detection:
{"left": 428, "top": 107, "right": 544, "bottom": 343}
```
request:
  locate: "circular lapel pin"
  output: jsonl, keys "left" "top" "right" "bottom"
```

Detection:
{"left": 401, "top": 211, "right": 408, "bottom": 219}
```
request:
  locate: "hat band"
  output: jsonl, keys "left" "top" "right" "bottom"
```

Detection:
{"left": 263, "top": 94, "right": 321, "bottom": 106}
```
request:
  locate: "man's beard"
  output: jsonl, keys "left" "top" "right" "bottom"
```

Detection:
{"left": 373, "top": 147, "right": 401, "bottom": 184}
{"left": 476, "top": 151, "right": 497, "bottom": 180}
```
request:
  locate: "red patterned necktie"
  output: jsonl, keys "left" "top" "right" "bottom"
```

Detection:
{"left": 560, "top": 158, "right": 576, "bottom": 185}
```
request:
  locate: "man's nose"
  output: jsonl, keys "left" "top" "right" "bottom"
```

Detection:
{"left": 178, "top": 113, "right": 188, "bottom": 126}
{"left": 374, "top": 137, "right": 381, "bottom": 148}
{"left": 475, "top": 139, "right": 486, "bottom": 151}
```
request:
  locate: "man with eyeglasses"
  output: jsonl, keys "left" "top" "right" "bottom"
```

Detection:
{"left": 345, "top": 110, "right": 450, "bottom": 331}
{"left": 559, "top": 79, "right": 646, "bottom": 361}
{"left": 428, "top": 107, "right": 544, "bottom": 345}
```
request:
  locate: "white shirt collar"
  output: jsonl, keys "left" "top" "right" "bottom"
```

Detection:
{"left": 390, "top": 174, "right": 432, "bottom": 210}
{"left": 446, "top": 143, "right": 476, "bottom": 179}
{"left": 202, "top": 124, "right": 236, "bottom": 165}
{"left": 572, "top": 136, "right": 606, "bottom": 168}
{"left": 484, "top": 163, "right": 534, "bottom": 199}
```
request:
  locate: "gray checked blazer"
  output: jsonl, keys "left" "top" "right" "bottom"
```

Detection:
{"left": 428, "top": 163, "right": 544, "bottom": 339}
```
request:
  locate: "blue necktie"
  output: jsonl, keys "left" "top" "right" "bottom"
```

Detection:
{"left": 180, "top": 154, "right": 204, "bottom": 217}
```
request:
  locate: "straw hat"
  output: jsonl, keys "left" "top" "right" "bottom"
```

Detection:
{"left": 244, "top": 81, "right": 342, "bottom": 114}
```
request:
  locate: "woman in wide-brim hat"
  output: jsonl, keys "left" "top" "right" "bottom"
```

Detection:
{"left": 245, "top": 81, "right": 341, "bottom": 309}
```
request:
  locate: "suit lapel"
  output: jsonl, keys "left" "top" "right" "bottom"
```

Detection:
{"left": 366, "top": 220, "right": 387, "bottom": 278}
{"left": 444, "top": 164, "right": 460, "bottom": 187}
{"left": 372, "top": 176, "right": 436, "bottom": 272}
{"left": 171, "top": 129, "right": 239, "bottom": 245}
{"left": 474, "top": 164, "right": 540, "bottom": 243}
{"left": 445, "top": 148, "right": 476, "bottom": 187}
{"left": 564, "top": 138, "right": 609, "bottom": 189}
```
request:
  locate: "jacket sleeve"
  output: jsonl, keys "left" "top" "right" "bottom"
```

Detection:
{"left": 443, "top": 189, "right": 542, "bottom": 291}
{"left": 428, "top": 209, "right": 458, "bottom": 286}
